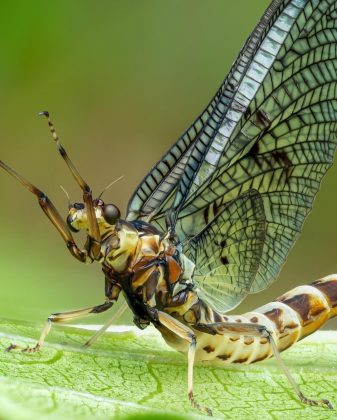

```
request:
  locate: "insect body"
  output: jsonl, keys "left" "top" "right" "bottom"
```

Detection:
{"left": 2, "top": 0, "right": 337, "bottom": 415}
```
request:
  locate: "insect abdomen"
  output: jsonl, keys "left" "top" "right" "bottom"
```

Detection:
{"left": 244, "top": 276, "right": 336, "bottom": 359}
{"left": 194, "top": 275, "right": 337, "bottom": 364}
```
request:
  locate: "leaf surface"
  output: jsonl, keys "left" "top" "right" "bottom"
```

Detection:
{"left": 0, "top": 319, "right": 336, "bottom": 420}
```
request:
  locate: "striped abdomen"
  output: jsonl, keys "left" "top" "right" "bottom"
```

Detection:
{"left": 192, "top": 275, "right": 337, "bottom": 363}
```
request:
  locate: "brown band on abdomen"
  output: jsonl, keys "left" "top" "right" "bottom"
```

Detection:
{"left": 311, "top": 275, "right": 337, "bottom": 318}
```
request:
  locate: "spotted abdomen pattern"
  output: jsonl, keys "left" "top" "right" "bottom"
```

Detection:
{"left": 192, "top": 275, "right": 337, "bottom": 363}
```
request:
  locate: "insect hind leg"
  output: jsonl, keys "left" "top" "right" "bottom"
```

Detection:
{"left": 197, "top": 321, "right": 333, "bottom": 410}
{"left": 264, "top": 326, "right": 333, "bottom": 410}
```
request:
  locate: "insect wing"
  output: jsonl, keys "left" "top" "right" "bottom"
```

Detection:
{"left": 126, "top": 89, "right": 223, "bottom": 222}
{"left": 177, "top": 0, "right": 337, "bottom": 293}
{"left": 126, "top": 0, "right": 288, "bottom": 223}
{"left": 128, "top": 0, "right": 337, "bottom": 296}
{"left": 185, "top": 190, "right": 266, "bottom": 313}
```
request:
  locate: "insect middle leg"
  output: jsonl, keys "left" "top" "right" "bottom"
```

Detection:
{"left": 157, "top": 311, "right": 212, "bottom": 416}
{"left": 198, "top": 321, "right": 333, "bottom": 410}
{"left": 6, "top": 300, "right": 114, "bottom": 353}
{"left": 83, "top": 302, "right": 128, "bottom": 349}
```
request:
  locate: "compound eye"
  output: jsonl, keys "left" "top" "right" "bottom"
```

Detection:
{"left": 103, "top": 204, "right": 121, "bottom": 225}
{"left": 67, "top": 214, "right": 79, "bottom": 232}
{"left": 74, "top": 203, "right": 84, "bottom": 210}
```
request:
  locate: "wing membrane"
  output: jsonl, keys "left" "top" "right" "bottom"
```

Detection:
{"left": 126, "top": 0, "right": 288, "bottom": 221}
{"left": 185, "top": 190, "right": 266, "bottom": 313}
{"left": 127, "top": 0, "right": 337, "bottom": 302}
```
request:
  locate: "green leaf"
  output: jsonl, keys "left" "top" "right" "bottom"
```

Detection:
{"left": 0, "top": 318, "right": 336, "bottom": 419}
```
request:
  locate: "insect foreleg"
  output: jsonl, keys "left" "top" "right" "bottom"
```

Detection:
{"left": 6, "top": 300, "right": 115, "bottom": 354}
{"left": 157, "top": 311, "right": 212, "bottom": 416}
{"left": 39, "top": 112, "right": 101, "bottom": 259}
{"left": 198, "top": 321, "right": 333, "bottom": 410}
{"left": 0, "top": 160, "right": 92, "bottom": 263}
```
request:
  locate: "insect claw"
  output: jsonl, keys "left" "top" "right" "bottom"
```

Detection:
{"left": 189, "top": 391, "right": 213, "bottom": 416}
{"left": 5, "top": 344, "right": 18, "bottom": 352}
{"left": 322, "top": 399, "right": 334, "bottom": 410}
{"left": 299, "top": 392, "right": 333, "bottom": 410}
{"left": 203, "top": 407, "right": 213, "bottom": 416}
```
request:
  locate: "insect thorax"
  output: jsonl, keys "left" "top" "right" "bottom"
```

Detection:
{"left": 101, "top": 220, "right": 199, "bottom": 326}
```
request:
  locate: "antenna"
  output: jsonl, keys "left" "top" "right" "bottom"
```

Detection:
{"left": 60, "top": 185, "right": 72, "bottom": 209}
{"left": 98, "top": 175, "right": 124, "bottom": 199}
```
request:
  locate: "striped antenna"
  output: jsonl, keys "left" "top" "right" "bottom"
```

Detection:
{"left": 38, "top": 111, "right": 89, "bottom": 191}
{"left": 39, "top": 111, "right": 101, "bottom": 253}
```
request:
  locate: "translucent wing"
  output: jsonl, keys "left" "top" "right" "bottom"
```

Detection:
{"left": 126, "top": 0, "right": 288, "bottom": 221}
{"left": 126, "top": 88, "right": 222, "bottom": 221}
{"left": 127, "top": 0, "right": 337, "bottom": 301}
{"left": 185, "top": 190, "right": 266, "bottom": 313}
{"left": 176, "top": 0, "right": 337, "bottom": 293}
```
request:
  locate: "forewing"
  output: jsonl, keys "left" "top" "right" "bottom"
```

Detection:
{"left": 146, "top": 0, "right": 337, "bottom": 293}
{"left": 176, "top": 0, "right": 337, "bottom": 293}
{"left": 127, "top": 0, "right": 337, "bottom": 301}
{"left": 126, "top": 0, "right": 289, "bottom": 222}
{"left": 185, "top": 190, "right": 266, "bottom": 313}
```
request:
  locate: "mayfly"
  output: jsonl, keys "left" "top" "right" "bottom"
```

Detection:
{"left": 1, "top": 0, "right": 337, "bottom": 415}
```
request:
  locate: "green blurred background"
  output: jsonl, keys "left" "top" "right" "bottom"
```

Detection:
{"left": 0, "top": 1, "right": 336, "bottom": 329}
